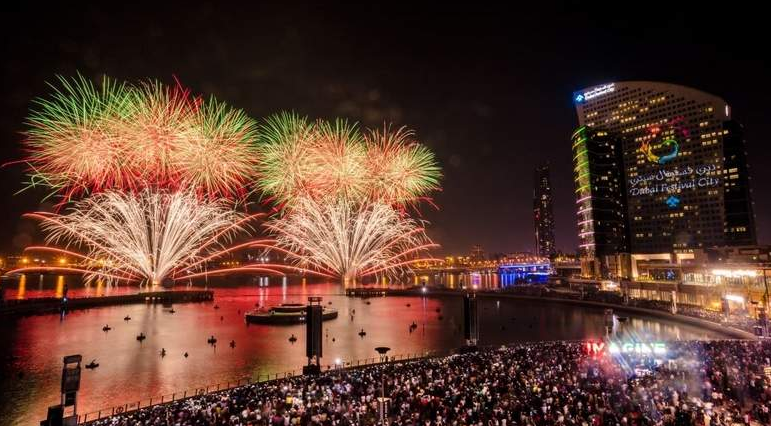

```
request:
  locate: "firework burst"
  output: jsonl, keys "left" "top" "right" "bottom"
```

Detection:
{"left": 265, "top": 197, "right": 438, "bottom": 281}
{"left": 364, "top": 126, "right": 442, "bottom": 205}
{"left": 22, "top": 74, "right": 259, "bottom": 201}
{"left": 20, "top": 190, "right": 249, "bottom": 284}
{"left": 255, "top": 114, "right": 442, "bottom": 282}
{"left": 254, "top": 112, "right": 441, "bottom": 207}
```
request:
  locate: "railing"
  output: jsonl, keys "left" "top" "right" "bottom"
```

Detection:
{"left": 76, "top": 350, "right": 441, "bottom": 424}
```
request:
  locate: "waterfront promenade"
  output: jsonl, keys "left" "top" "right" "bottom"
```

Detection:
{"left": 347, "top": 286, "right": 759, "bottom": 339}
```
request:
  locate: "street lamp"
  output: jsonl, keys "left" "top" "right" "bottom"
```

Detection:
{"left": 374, "top": 347, "right": 392, "bottom": 425}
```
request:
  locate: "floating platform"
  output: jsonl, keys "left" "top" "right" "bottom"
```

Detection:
{"left": 245, "top": 303, "right": 338, "bottom": 325}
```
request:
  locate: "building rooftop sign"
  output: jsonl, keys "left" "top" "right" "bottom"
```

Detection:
{"left": 574, "top": 83, "right": 615, "bottom": 104}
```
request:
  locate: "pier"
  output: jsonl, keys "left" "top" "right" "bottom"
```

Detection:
{"left": 0, "top": 290, "right": 214, "bottom": 317}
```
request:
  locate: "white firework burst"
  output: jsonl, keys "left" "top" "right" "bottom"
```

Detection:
{"left": 33, "top": 189, "right": 247, "bottom": 284}
{"left": 265, "top": 196, "right": 437, "bottom": 282}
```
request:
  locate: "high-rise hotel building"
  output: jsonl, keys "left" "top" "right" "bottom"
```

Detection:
{"left": 571, "top": 82, "right": 756, "bottom": 277}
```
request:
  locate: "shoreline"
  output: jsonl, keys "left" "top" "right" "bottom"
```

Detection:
{"left": 0, "top": 290, "right": 214, "bottom": 317}
{"left": 345, "top": 287, "right": 757, "bottom": 340}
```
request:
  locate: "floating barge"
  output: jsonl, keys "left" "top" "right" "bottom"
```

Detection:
{"left": 245, "top": 303, "right": 338, "bottom": 325}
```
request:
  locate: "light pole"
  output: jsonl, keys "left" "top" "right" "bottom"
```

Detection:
{"left": 374, "top": 347, "right": 391, "bottom": 425}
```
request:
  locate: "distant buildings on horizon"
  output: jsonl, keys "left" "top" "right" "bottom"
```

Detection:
{"left": 533, "top": 164, "right": 557, "bottom": 259}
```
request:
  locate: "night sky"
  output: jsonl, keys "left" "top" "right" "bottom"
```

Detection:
{"left": 2, "top": 3, "right": 769, "bottom": 256}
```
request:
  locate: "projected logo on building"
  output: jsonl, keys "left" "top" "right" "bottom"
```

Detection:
{"left": 638, "top": 119, "right": 688, "bottom": 165}
{"left": 629, "top": 117, "right": 720, "bottom": 199}
{"left": 628, "top": 164, "right": 719, "bottom": 197}
{"left": 640, "top": 138, "right": 679, "bottom": 164}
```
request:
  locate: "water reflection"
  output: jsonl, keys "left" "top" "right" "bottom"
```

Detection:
{"left": 54, "top": 275, "right": 65, "bottom": 298}
{"left": 0, "top": 279, "right": 725, "bottom": 426}
{"left": 16, "top": 274, "right": 26, "bottom": 299}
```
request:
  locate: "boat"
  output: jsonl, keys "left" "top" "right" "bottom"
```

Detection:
{"left": 245, "top": 303, "right": 338, "bottom": 325}
{"left": 358, "top": 328, "right": 366, "bottom": 337}
{"left": 124, "top": 316, "right": 131, "bottom": 321}
{"left": 85, "top": 360, "right": 99, "bottom": 369}
{"left": 102, "top": 325, "right": 111, "bottom": 332}
{"left": 136, "top": 333, "right": 146, "bottom": 341}
{"left": 229, "top": 340, "right": 236, "bottom": 348}
{"left": 288, "top": 334, "right": 297, "bottom": 343}
{"left": 213, "top": 305, "right": 220, "bottom": 310}
{"left": 169, "top": 308, "right": 175, "bottom": 314}
{"left": 207, "top": 336, "right": 217, "bottom": 345}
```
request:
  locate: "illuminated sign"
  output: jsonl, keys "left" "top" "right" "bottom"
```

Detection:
{"left": 573, "top": 83, "right": 615, "bottom": 104}
{"left": 585, "top": 341, "right": 605, "bottom": 354}
{"left": 628, "top": 164, "right": 719, "bottom": 197}
{"left": 608, "top": 342, "right": 667, "bottom": 355}
{"left": 666, "top": 196, "right": 680, "bottom": 208}
{"left": 585, "top": 341, "right": 667, "bottom": 355}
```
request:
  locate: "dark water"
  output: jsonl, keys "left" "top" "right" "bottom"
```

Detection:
{"left": 0, "top": 279, "right": 721, "bottom": 426}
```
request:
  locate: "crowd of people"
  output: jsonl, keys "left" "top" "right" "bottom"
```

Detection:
{"left": 92, "top": 340, "right": 771, "bottom": 425}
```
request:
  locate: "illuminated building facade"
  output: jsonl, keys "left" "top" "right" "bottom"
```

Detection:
{"left": 572, "top": 127, "right": 629, "bottom": 277}
{"left": 533, "top": 164, "right": 556, "bottom": 258}
{"left": 573, "top": 82, "right": 756, "bottom": 260}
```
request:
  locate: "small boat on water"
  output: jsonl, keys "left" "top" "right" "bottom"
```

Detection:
{"left": 169, "top": 308, "right": 175, "bottom": 314}
{"left": 85, "top": 360, "right": 99, "bottom": 369}
{"left": 213, "top": 305, "right": 220, "bottom": 310}
{"left": 102, "top": 325, "right": 111, "bottom": 332}
{"left": 207, "top": 336, "right": 217, "bottom": 345}
{"left": 245, "top": 303, "right": 338, "bottom": 325}
{"left": 124, "top": 316, "right": 131, "bottom": 321}
{"left": 288, "top": 334, "right": 297, "bottom": 343}
{"left": 358, "top": 328, "right": 367, "bottom": 337}
{"left": 136, "top": 333, "right": 146, "bottom": 341}
{"left": 229, "top": 340, "right": 236, "bottom": 348}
